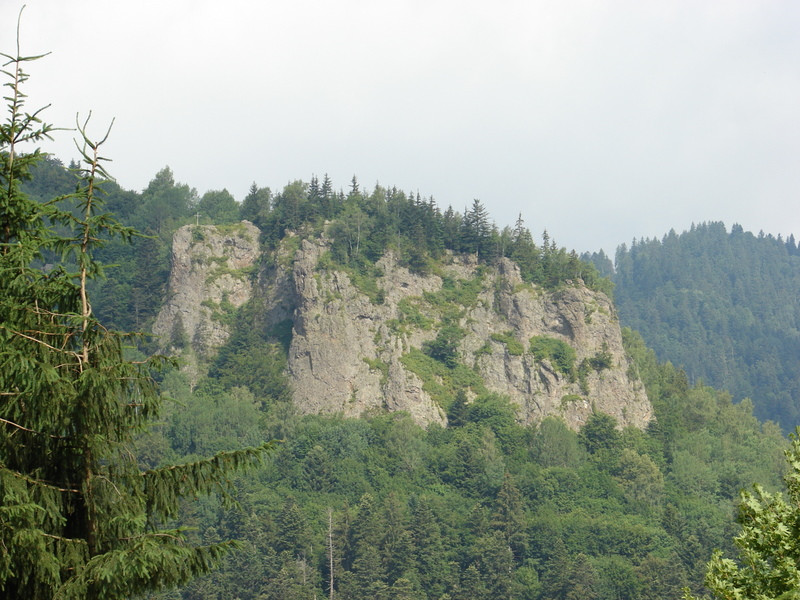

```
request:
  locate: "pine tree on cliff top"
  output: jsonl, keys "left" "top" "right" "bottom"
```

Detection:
{"left": 0, "top": 19, "right": 271, "bottom": 599}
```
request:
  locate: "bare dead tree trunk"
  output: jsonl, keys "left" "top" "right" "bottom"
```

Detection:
{"left": 328, "top": 507, "right": 335, "bottom": 600}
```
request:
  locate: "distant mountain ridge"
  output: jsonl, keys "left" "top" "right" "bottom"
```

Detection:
{"left": 604, "top": 221, "right": 800, "bottom": 429}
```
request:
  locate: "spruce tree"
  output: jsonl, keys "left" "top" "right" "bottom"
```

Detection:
{"left": 461, "top": 199, "right": 490, "bottom": 257}
{"left": 491, "top": 472, "right": 527, "bottom": 561}
{"left": 0, "top": 26, "right": 270, "bottom": 599}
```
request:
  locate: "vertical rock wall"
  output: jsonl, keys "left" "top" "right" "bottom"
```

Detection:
{"left": 153, "top": 226, "right": 652, "bottom": 430}
{"left": 286, "top": 240, "right": 651, "bottom": 430}
{"left": 152, "top": 222, "right": 261, "bottom": 381}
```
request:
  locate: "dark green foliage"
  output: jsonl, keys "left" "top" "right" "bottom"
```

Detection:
{"left": 260, "top": 180, "right": 313, "bottom": 246}
{"left": 86, "top": 194, "right": 177, "bottom": 334}
{"left": 210, "top": 336, "right": 291, "bottom": 404}
{"left": 686, "top": 431, "right": 800, "bottom": 600}
{"left": 197, "top": 188, "right": 240, "bottom": 225}
{"left": 613, "top": 221, "right": 800, "bottom": 429}
{"left": 423, "top": 324, "right": 466, "bottom": 368}
{"left": 492, "top": 472, "right": 528, "bottom": 560}
{"left": 529, "top": 335, "right": 577, "bottom": 377}
{"left": 167, "top": 383, "right": 265, "bottom": 456}
{"left": 531, "top": 417, "right": 586, "bottom": 468}
{"left": 206, "top": 299, "right": 292, "bottom": 402}
{"left": 276, "top": 497, "right": 310, "bottom": 557}
{"left": 253, "top": 175, "right": 610, "bottom": 295}
{"left": 21, "top": 155, "right": 74, "bottom": 203}
{"left": 447, "top": 390, "right": 470, "bottom": 427}
{"left": 460, "top": 199, "right": 491, "bottom": 257}
{"left": 579, "top": 412, "right": 621, "bottom": 455}
{"left": 139, "top": 166, "right": 197, "bottom": 236}
{"left": 240, "top": 182, "right": 272, "bottom": 226}
{"left": 462, "top": 394, "right": 521, "bottom": 449}
{"left": 138, "top": 327, "right": 791, "bottom": 600}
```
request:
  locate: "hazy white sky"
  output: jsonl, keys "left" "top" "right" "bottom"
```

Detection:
{"left": 4, "top": 0, "right": 800, "bottom": 256}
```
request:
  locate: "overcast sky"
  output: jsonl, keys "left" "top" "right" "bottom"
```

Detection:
{"left": 4, "top": 0, "right": 800, "bottom": 257}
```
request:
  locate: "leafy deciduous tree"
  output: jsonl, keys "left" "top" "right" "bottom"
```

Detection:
{"left": 686, "top": 431, "right": 800, "bottom": 600}
{"left": 197, "top": 188, "right": 240, "bottom": 225}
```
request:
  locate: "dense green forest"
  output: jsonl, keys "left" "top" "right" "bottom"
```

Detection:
{"left": 601, "top": 222, "right": 800, "bottom": 430}
{"left": 132, "top": 318, "right": 785, "bottom": 600}
{"left": 17, "top": 158, "right": 797, "bottom": 599}
{"left": 6, "top": 24, "right": 798, "bottom": 596}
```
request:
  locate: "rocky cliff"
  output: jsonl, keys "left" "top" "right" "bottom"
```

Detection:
{"left": 154, "top": 224, "right": 652, "bottom": 430}
{"left": 152, "top": 222, "right": 261, "bottom": 381}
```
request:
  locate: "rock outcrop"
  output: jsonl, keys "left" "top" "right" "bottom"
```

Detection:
{"left": 152, "top": 222, "right": 261, "bottom": 381}
{"left": 154, "top": 224, "right": 652, "bottom": 430}
{"left": 288, "top": 239, "right": 448, "bottom": 425}
{"left": 286, "top": 239, "right": 650, "bottom": 429}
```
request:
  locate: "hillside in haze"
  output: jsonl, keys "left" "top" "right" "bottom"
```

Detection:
{"left": 602, "top": 222, "right": 800, "bottom": 430}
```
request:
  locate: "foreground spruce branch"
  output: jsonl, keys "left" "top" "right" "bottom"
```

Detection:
{"left": 0, "top": 19, "right": 272, "bottom": 600}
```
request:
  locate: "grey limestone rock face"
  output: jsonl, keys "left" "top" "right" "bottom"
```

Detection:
{"left": 286, "top": 242, "right": 651, "bottom": 430}
{"left": 468, "top": 258, "right": 651, "bottom": 429}
{"left": 154, "top": 226, "right": 651, "bottom": 430}
{"left": 152, "top": 222, "right": 261, "bottom": 381}
{"left": 288, "top": 239, "right": 447, "bottom": 425}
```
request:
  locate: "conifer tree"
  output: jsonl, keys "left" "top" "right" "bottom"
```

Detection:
{"left": 492, "top": 472, "right": 527, "bottom": 561}
{"left": 379, "top": 493, "right": 415, "bottom": 585}
{"left": 456, "top": 563, "right": 488, "bottom": 600}
{"left": 461, "top": 199, "right": 490, "bottom": 257}
{"left": 240, "top": 182, "right": 272, "bottom": 226}
{"left": 409, "top": 496, "right": 447, "bottom": 598}
{"left": 0, "top": 25, "right": 271, "bottom": 599}
{"left": 320, "top": 173, "right": 334, "bottom": 218}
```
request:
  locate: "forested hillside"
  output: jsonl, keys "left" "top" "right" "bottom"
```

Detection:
{"left": 606, "top": 222, "right": 800, "bottom": 429}
{"left": 133, "top": 323, "right": 786, "bottom": 600}
{"left": 19, "top": 159, "right": 794, "bottom": 599}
